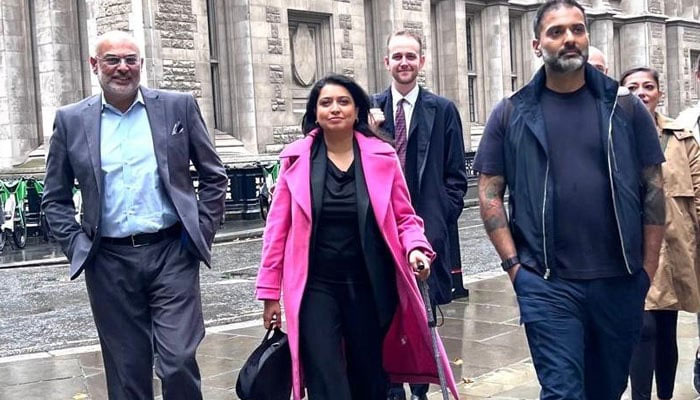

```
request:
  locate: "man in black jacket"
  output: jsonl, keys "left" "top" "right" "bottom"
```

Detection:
{"left": 475, "top": 1, "right": 664, "bottom": 398}
{"left": 371, "top": 29, "right": 468, "bottom": 400}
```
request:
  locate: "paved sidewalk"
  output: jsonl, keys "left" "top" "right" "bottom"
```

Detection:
{"left": 1, "top": 271, "right": 699, "bottom": 399}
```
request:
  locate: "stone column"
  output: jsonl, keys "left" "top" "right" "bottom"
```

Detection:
{"left": 480, "top": 2, "right": 511, "bottom": 115}
{"left": 33, "top": 0, "right": 85, "bottom": 143}
{"left": 521, "top": 10, "right": 541, "bottom": 83}
{"left": 619, "top": 23, "right": 650, "bottom": 69}
{"left": 434, "top": 0, "right": 469, "bottom": 149}
{"left": 589, "top": 15, "right": 615, "bottom": 74}
{"left": 666, "top": 22, "right": 684, "bottom": 117}
{"left": 0, "top": 0, "right": 39, "bottom": 169}
{"left": 229, "top": 0, "right": 258, "bottom": 153}
{"left": 369, "top": 0, "right": 396, "bottom": 91}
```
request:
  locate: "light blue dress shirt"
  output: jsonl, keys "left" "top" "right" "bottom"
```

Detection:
{"left": 99, "top": 90, "right": 178, "bottom": 237}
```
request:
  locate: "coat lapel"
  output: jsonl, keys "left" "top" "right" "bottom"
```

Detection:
{"left": 142, "top": 87, "right": 170, "bottom": 183}
{"left": 310, "top": 137, "right": 326, "bottom": 241}
{"left": 81, "top": 97, "right": 102, "bottom": 195}
{"left": 353, "top": 140, "right": 369, "bottom": 245}
{"left": 281, "top": 135, "right": 314, "bottom": 221}
{"left": 356, "top": 133, "right": 394, "bottom": 226}
{"left": 412, "top": 88, "right": 435, "bottom": 192}
{"left": 379, "top": 89, "right": 395, "bottom": 137}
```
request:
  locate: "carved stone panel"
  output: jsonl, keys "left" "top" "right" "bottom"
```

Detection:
{"left": 291, "top": 23, "right": 317, "bottom": 86}
{"left": 288, "top": 11, "right": 333, "bottom": 114}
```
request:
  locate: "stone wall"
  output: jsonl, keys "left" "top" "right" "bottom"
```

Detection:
{"left": 0, "top": 0, "right": 39, "bottom": 167}
{"left": 95, "top": 0, "right": 131, "bottom": 34}
{"left": 154, "top": 0, "right": 203, "bottom": 98}
{"left": 650, "top": 22, "right": 668, "bottom": 111}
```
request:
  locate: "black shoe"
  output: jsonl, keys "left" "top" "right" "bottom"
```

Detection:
{"left": 410, "top": 395, "right": 428, "bottom": 400}
{"left": 452, "top": 287, "right": 469, "bottom": 300}
{"left": 694, "top": 348, "right": 700, "bottom": 394}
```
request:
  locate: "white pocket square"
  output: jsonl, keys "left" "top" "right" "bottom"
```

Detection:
{"left": 171, "top": 121, "right": 184, "bottom": 135}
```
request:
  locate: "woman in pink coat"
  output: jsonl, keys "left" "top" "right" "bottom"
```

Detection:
{"left": 256, "top": 74, "right": 459, "bottom": 400}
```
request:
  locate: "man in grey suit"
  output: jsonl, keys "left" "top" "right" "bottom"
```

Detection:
{"left": 41, "top": 31, "right": 228, "bottom": 400}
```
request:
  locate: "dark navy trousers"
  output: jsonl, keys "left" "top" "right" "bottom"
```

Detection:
{"left": 84, "top": 236, "right": 204, "bottom": 400}
{"left": 513, "top": 267, "right": 650, "bottom": 400}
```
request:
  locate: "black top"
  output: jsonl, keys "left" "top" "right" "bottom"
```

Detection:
{"left": 309, "top": 159, "right": 370, "bottom": 283}
{"left": 540, "top": 85, "right": 625, "bottom": 279}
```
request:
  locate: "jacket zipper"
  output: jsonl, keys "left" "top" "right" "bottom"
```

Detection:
{"left": 542, "top": 161, "right": 551, "bottom": 279}
{"left": 606, "top": 96, "right": 632, "bottom": 274}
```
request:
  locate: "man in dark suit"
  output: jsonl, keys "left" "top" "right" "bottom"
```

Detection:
{"left": 371, "top": 30, "right": 468, "bottom": 400}
{"left": 41, "top": 31, "right": 227, "bottom": 400}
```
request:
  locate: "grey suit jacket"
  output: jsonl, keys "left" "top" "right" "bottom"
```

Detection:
{"left": 42, "top": 86, "right": 228, "bottom": 280}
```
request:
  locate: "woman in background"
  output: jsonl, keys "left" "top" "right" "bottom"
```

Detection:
{"left": 622, "top": 66, "right": 700, "bottom": 400}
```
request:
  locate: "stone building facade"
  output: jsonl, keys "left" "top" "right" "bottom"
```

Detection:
{"left": 2, "top": 0, "right": 700, "bottom": 168}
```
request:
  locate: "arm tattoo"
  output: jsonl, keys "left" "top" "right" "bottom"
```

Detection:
{"left": 479, "top": 175, "right": 509, "bottom": 233}
{"left": 642, "top": 165, "right": 665, "bottom": 226}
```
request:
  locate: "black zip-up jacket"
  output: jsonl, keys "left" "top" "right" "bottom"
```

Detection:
{"left": 477, "top": 64, "right": 663, "bottom": 278}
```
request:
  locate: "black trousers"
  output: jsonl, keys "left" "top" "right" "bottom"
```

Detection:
{"left": 629, "top": 310, "right": 679, "bottom": 400}
{"left": 84, "top": 236, "right": 204, "bottom": 400}
{"left": 299, "top": 278, "right": 387, "bottom": 400}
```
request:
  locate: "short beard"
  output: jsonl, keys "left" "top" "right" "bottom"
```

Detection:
{"left": 542, "top": 48, "right": 588, "bottom": 73}
{"left": 392, "top": 69, "right": 418, "bottom": 85}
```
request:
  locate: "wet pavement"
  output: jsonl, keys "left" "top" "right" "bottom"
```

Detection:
{"left": 0, "top": 206, "right": 498, "bottom": 358}
{"left": 0, "top": 218, "right": 265, "bottom": 268}
{"left": 8, "top": 200, "right": 696, "bottom": 399}
{"left": 2, "top": 271, "right": 699, "bottom": 399}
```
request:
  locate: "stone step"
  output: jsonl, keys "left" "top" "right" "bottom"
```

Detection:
{"left": 265, "top": 144, "right": 285, "bottom": 154}
{"left": 470, "top": 123, "right": 485, "bottom": 151}
{"left": 215, "top": 132, "right": 248, "bottom": 156}
{"left": 27, "top": 144, "right": 46, "bottom": 159}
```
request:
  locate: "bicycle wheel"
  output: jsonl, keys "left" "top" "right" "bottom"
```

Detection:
{"left": 259, "top": 194, "right": 270, "bottom": 221}
{"left": 13, "top": 223, "right": 26, "bottom": 248}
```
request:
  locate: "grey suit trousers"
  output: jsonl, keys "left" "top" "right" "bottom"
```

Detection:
{"left": 84, "top": 235, "right": 204, "bottom": 400}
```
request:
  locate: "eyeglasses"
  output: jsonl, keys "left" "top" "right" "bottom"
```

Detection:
{"left": 96, "top": 55, "right": 140, "bottom": 66}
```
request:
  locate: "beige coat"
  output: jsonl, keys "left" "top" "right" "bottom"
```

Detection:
{"left": 646, "top": 113, "right": 700, "bottom": 312}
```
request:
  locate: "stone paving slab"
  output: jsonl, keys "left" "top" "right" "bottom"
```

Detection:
{"left": 2, "top": 272, "right": 700, "bottom": 399}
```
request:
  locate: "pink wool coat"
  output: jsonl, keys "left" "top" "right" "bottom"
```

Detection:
{"left": 255, "top": 130, "right": 459, "bottom": 400}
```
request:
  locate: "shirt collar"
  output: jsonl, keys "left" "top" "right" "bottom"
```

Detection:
{"left": 101, "top": 88, "right": 144, "bottom": 114}
{"left": 391, "top": 84, "right": 419, "bottom": 109}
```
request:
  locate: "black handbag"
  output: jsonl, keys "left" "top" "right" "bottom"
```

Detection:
{"left": 235, "top": 326, "right": 292, "bottom": 400}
